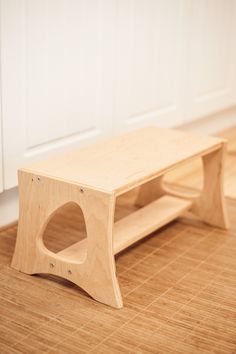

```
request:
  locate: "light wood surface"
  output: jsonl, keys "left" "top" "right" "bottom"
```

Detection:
{"left": 165, "top": 154, "right": 236, "bottom": 199}
{"left": 135, "top": 176, "right": 165, "bottom": 207}
{"left": 196, "top": 147, "right": 229, "bottom": 228}
{"left": 114, "top": 196, "right": 192, "bottom": 254}
{"left": 11, "top": 171, "right": 194, "bottom": 308}
{"left": 11, "top": 126, "right": 229, "bottom": 308}
{"left": 1, "top": 195, "right": 236, "bottom": 353}
{"left": 21, "top": 126, "right": 225, "bottom": 195}
{"left": 165, "top": 125, "right": 236, "bottom": 199}
{"left": 1, "top": 125, "right": 236, "bottom": 351}
{"left": 11, "top": 171, "right": 123, "bottom": 308}
{"left": 58, "top": 196, "right": 192, "bottom": 259}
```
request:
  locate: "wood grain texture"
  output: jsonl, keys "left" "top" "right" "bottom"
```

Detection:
{"left": 0, "top": 194, "right": 236, "bottom": 353}
{"left": 11, "top": 127, "right": 229, "bottom": 308}
{"left": 196, "top": 146, "right": 229, "bottom": 228}
{"left": 58, "top": 196, "right": 192, "bottom": 258}
{"left": 135, "top": 176, "right": 165, "bottom": 207}
{"left": 164, "top": 126, "right": 236, "bottom": 199}
{"left": 11, "top": 171, "right": 122, "bottom": 309}
{"left": 21, "top": 126, "right": 225, "bottom": 195}
{"left": 1, "top": 126, "right": 236, "bottom": 352}
{"left": 12, "top": 128, "right": 229, "bottom": 308}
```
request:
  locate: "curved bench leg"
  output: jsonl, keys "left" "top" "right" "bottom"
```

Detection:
{"left": 11, "top": 171, "right": 51, "bottom": 275}
{"left": 11, "top": 171, "right": 123, "bottom": 308}
{"left": 81, "top": 190, "right": 123, "bottom": 308}
{"left": 194, "top": 144, "right": 230, "bottom": 229}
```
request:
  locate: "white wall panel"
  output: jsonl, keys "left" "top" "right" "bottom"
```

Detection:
{"left": 185, "top": 0, "right": 236, "bottom": 121}
{"left": 1, "top": 0, "right": 114, "bottom": 189}
{"left": 113, "top": 0, "right": 187, "bottom": 132}
{"left": 1, "top": 0, "right": 236, "bottom": 192}
{"left": 0, "top": 95, "right": 2, "bottom": 193}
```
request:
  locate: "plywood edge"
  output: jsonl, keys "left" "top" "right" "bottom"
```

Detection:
{"left": 17, "top": 169, "right": 112, "bottom": 194}
{"left": 18, "top": 139, "right": 224, "bottom": 196}
{"left": 115, "top": 143, "right": 224, "bottom": 196}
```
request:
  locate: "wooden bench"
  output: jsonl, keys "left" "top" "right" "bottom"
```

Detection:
{"left": 11, "top": 126, "right": 229, "bottom": 308}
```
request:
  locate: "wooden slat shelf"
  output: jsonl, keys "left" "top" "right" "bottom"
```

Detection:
{"left": 57, "top": 195, "right": 192, "bottom": 261}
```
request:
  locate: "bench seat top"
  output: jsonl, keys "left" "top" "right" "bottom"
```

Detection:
{"left": 22, "top": 126, "right": 225, "bottom": 195}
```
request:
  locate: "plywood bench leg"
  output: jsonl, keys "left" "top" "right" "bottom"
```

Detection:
{"left": 11, "top": 171, "right": 122, "bottom": 308}
{"left": 11, "top": 172, "right": 51, "bottom": 275}
{"left": 80, "top": 190, "right": 123, "bottom": 308}
{"left": 135, "top": 176, "right": 164, "bottom": 207}
{"left": 194, "top": 144, "right": 230, "bottom": 229}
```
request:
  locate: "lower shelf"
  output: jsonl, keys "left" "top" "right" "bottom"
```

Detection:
{"left": 114, "top": 195, "right": 192, "bottom": 253}
{"left": 57, "top": 195, "right": 192, "bottom": 261}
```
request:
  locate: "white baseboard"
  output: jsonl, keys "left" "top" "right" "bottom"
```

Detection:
{"left": 1, "top": 106, "right": 236, "bottom": 228}
{"left": 178, "top": 106, "right": 236, "bottom": 135}
{"left": 0, "top": 187, "right": 18, "bottom": 228}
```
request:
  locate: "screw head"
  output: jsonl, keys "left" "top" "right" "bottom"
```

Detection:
{"left": 68, "top": 270, "right": 72, "bottom": 275}
{"left": 37, "top": 176, "right": 41, "bottom": 182}
{"left": 80, "top": 188, "right": 84, "bottom": 193}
